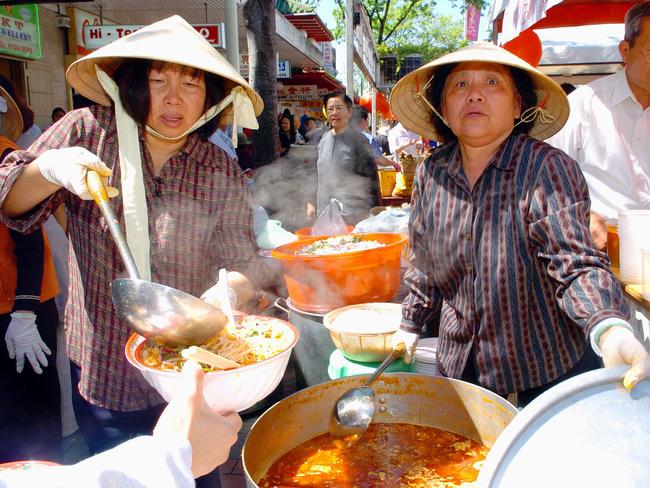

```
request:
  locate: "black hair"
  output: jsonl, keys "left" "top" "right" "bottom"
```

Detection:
{"left": 560, "top": 82, "right": 576, "bottom": 95}
{"left": 110, "top": 59, "right": 225, "bottom": 139}
{"left": 351, "top": 105, "right": 369, "bottom": 126}
{"left": 51, "top": 107, "right": 66, "bottom": 118}
{"left": 323, "top": 90, "right": 353, "bottom": 109}
{"left": 427, "top": 63, "right": 537, "bottom": 143}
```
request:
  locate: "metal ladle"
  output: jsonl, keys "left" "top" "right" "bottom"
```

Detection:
{"left": 87, "top": 170, "right": 228, "bottom": 346}
{"left": 328, "top": 342, "right": 405, "bottom": 446}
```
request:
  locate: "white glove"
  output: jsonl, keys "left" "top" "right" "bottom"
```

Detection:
{"left": 36, "top": 146, "right": 119, "bottom": 200}
{"left": 392, "top": 328, "right": 419, "bottom": 364}
{"left": 600, "top": 326, "right": 650, "bottom": 389}
{"left": 5, "top": 311, "right": 51, "bottom": 374}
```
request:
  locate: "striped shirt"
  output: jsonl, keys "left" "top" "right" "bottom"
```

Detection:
{"left": 0, "top": 105, "right": 272, "bottom": 411}
{"left": 401, "top": 133, "right": 629, "bottom": 395}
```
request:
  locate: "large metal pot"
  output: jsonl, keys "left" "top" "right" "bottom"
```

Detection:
{"left": 274, "top": 297, "right": 336, "bottom": 388}
{"left": 242, "top": 373, "right": 518, "bottom": 487}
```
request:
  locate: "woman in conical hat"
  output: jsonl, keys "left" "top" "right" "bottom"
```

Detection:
{"left": 389, "top": 42, "right": 649, "bottom": 407}
{"left": 0, "top": 15, "right": 269, "bottom": 466}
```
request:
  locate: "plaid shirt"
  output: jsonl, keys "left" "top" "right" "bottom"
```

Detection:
{"left": 401, "top": 133, "right": 629, "bottom": 395}
{"left": 0, "top": 105, "right": 271, "bottom": 411}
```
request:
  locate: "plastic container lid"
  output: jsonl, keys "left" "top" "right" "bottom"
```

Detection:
{"left": 477, "top": 366, "right": 650, "bottom": 487}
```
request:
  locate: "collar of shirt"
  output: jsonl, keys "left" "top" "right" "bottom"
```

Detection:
{"left": 135, "top": 127, "right": 227, "bottom": 170}
{"left": 610, "top": 68, "right": 644, "bottom": 110}
{"left": 446, "top": 133, "right": 519, "bottom": 184}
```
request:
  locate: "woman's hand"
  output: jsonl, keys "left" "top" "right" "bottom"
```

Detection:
{"left": 600, "top": 326, "right": 650, "bottom": 389}
{"left": 36, "top": 147, "right": 119, "bottom": 200}
{"left": 153, "top": 360, "right": 242, "bottom": 477}
{"left": 589, "top": 211, "right": 607, "bottom": 251}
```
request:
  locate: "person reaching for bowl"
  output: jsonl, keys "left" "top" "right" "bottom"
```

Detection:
{"left": 390, "top": 42, "right": 649, "bottom": 407}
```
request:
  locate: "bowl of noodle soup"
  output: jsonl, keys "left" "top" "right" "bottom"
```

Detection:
{"left": 125, "top": 315, "right": 299, "bottom": 413}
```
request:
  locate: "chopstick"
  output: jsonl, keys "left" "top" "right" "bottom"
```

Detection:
{"left": 181, "top": 346, "right": 241, "bottom": 369}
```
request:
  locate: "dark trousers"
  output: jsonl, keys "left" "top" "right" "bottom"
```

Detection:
{"left": 0, "top": 299, "right": 61, "bottom": 463}
{"left": 461, "top": 345, "right": 602, "bottom": 408}
{"left": 70, "top": 363, "right": 222, "bottom": 487}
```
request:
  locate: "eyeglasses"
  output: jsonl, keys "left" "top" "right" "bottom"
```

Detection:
{"left": 326, "top": 105, "right": 346, "bottom": 114}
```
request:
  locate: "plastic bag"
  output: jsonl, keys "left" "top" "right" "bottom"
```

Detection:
{"left": 353, "top": 207, "right": 410, "bottom": 235}
{"left": 312, "top": 198, "right": 349, "bottom": 236}
{"left": 256, "top": 219, "right": 298, "bottom": 249}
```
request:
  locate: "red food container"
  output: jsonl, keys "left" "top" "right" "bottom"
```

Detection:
{"left": 294, "top": 225, "right": 354, "bottom": 240}
{"left": 271, "top": 233, "right": 408, "bottom": 313}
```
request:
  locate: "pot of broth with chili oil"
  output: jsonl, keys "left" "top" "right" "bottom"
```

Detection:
{"left": 242, "top": 373, "right": 517, "bottom": 487}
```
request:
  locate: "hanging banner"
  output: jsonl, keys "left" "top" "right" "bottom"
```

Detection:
{"left": 465, "top": 4, "right": 481, "bottom": 41}
{"left": 0, "top": 5, "right": 41, "bottom": 60}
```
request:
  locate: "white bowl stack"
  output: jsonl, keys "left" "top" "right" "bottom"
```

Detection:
{"left": 619, "top": 210, "right": 650, "bottom": 283}
{"left": 414, "top": 337, "right": 439, "bottom": 376}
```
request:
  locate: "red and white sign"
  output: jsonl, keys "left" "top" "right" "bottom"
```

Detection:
{"left": 465, "top": 4, "right": 481, "bottom": 41}
{"left": 83, "top": 23, "right": 225, "bottom": 50}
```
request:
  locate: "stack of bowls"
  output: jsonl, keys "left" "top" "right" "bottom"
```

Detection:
{"left": 414, "top": 337, "right": 439, "bottom": 376}
{"left": 618, "top": 210, "right": 650, "bottom": 283}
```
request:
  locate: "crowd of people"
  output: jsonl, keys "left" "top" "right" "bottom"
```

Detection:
{"left": 0, "top": 1, "right": 649, "bottom": 486}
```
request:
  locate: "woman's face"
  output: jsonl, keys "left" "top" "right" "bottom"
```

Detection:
{"left": 146, "top": 64, "right": 207, "bottom": 139}
{"left": 280, "top": 117, "right": 291, "bottom": 132}
{"left": 441, "top": 62, "right": 521, "bottom": 148}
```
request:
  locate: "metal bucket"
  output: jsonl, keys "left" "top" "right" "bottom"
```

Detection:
{"left": 242, "top": 373, "right": 518, "bottom": 487}
{"left": 274, "top": 297, "right": 336, "bottom": 388}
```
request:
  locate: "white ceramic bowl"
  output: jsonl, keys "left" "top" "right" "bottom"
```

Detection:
{"left": 125, "top": 315, "right": 299, "bottom": 413}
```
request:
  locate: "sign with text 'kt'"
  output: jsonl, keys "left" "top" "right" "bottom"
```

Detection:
{"left": 83, "top": 23, "right": 225, "bottom": 50}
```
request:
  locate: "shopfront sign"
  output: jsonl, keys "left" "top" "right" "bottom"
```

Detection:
{"left": 0, "top": 5, "right": 41, "bottom": 60}
{"left": 83, "top": 23, "right": 225, "bottom": 50}
{"left": 278, "top": 84, "right": 319, "bottom": 100}
{"left": 239, "top": 54, "right": 292, "bottom": 79}
{"left": 70, "top": 7, "right": 116, "bottom": 56}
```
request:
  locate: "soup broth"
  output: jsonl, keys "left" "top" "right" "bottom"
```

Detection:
{"left": 259, "top": 422, "right": 487, "bottom": 487}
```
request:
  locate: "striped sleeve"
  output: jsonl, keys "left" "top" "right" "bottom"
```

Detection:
{"left": 527, "top": 147, "right": 629, "bottom": 334}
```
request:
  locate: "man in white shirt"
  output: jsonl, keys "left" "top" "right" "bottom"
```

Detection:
{"left": 546, "top": 1, "right": 650, "bottom": 249}
{"left": 388, "top": 121, "right": 420, "bottom": 158}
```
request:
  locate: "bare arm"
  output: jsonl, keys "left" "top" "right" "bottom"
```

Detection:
{"left": 2, "top": 161, "right": 60, "bottom": 217}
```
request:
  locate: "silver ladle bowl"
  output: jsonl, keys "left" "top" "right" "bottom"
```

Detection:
{"left": 87, "top": 170, "right": 227, "bottom": 346}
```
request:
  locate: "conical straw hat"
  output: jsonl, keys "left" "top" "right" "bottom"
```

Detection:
{"left": 0, "top": 85, "right": 23, "bottom": 141}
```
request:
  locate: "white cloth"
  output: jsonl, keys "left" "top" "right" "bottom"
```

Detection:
{"left": 387, "top": 122, "right": 419, "bottom": 157}
{"left": 546, "top": 69, "right": 650, "bottom": 220}
{"left": 16, "top": 123, "right": 42, "bottom": 150}
{"left": 0, "top": 434, "right": 194, "bottom": 488}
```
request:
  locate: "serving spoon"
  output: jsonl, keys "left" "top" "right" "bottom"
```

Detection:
{"left": 328, "top": 342, "right": 405, "bottom": 446}
{"left": 87, "top": 170, "right": 228, "bottom": 346}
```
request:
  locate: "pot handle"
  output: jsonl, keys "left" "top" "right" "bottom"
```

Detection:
{"left": 274, "top": 297, "right": 290, "bottom": 315}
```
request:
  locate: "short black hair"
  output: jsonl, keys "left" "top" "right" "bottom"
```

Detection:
{"left": 51, "top": 107, "right": 65, "bottom": 118}
{"left": 110, "top": 59, "right": 225, "bottom": 139}
{"left": 323, "top": 90, "right": 353, "bottom": 109}
{"left": 427, "top": 63, "right": 537, "bottom": 143}
{"left": 351, "top": 105, "right": 369, "bottom": 125}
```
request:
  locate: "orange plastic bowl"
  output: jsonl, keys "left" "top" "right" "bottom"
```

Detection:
{"left": 271, "top": 233, "right": 408, "bottom": 313}
{"left": 294, "top": 225, "right": 355, "bottom": 239}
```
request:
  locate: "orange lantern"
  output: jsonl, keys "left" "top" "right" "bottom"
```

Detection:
{"left": 359, "top": 91, "right": 391, "bottom": 116}
{"left": 503, "top": 29, "right": 542, "bottom": 67}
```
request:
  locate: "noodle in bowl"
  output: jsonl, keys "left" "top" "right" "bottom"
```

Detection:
{"left": 125, "top": 315, "right": 299, "bottom": 413}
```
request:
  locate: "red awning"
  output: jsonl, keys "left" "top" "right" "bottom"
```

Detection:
{"left": 282, "top": 71, "right": 344, "bottom": 92}
{"left": 284, "top": 13, "right": 335, "bottom": 42}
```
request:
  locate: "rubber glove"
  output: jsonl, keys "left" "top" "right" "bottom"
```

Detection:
{"left": 5, "top": 311, "right": 51, "bottom": 374}
{"left": 36, "top": 146, "right": 119, "bottom": 200}
{"left": 392, "top": 328, "right": 419, "bottom": 364}
{"left": 600, "top": 326, "right": 650, "bottom": 389}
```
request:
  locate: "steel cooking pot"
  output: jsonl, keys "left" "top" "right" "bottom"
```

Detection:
{"left": 242, "top": 373, "right": 518, "bottom": 487}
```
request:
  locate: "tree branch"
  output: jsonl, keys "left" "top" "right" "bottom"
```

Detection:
{"left": 383, "top": 0, "right": 421, "bottom": 44}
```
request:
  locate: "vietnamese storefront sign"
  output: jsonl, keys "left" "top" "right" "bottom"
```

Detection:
{"left": 465, "top": 4, "right": 481, "bottom": 41}
{"left": 278, "top": 84, "right": 319, "bottom": 100}
{"left": 84, "top": 23, "right": 225, "bottom": 50}
{"left": 0, "top": 4, "right": 41, "bottom": 60}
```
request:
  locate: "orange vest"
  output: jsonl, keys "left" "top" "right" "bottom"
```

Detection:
{"left": 0, "top": 137, "right": 59, "bottom": 314}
